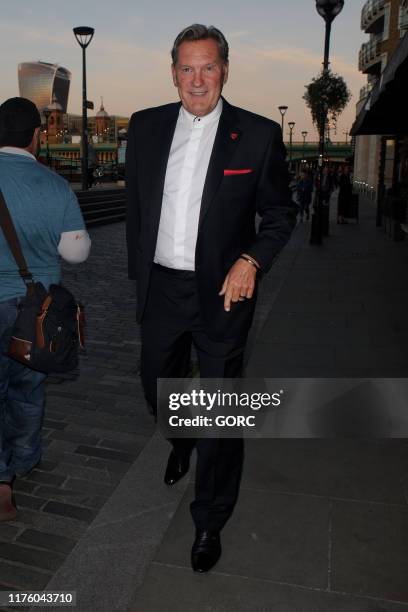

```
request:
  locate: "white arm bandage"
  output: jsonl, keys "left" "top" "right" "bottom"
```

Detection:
{"left": 57, "top": 230, "right": 91, "bottom": 263}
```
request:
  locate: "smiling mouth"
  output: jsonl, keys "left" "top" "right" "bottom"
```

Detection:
{"left": 189, "top": 92, "right": 207, "bottom": 96}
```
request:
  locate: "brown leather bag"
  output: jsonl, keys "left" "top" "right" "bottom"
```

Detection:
{"left": 0, "top": 189, "right": 85, "bottom": 373}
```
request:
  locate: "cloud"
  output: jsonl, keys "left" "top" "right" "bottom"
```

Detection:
{"left": 0, "top": 20, "right": 74, "bottom": 50}
{"left": 67, "top": 38, "right": 175, "bottom": 115}
{"left": 224, "top": 41, "right": 364, "bottom": 139}
{"left": 228, "top": 31, "right": 251, "bottom": 39}
{"left": 231, "top": 43, "right": 360, "bottom": 79}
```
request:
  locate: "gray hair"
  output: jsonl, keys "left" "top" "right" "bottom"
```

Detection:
{"left": 171, "top": 24, "right": 229, "bottom": 65}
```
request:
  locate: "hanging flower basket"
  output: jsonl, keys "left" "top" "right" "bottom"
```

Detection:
{"left": 303, "top": 69, "right": 351, "bottom": 134}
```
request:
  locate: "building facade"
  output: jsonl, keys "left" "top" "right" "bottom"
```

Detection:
{"left": 354, "top": 0, "right": 408, "bottom": 194}
{"left": 95, "top": 99, "right": 110, "bottom": 141}
{"left": 63, "top": 112, "right": 129, "bottom": 143}
{"left": 18, "top": 62, "right": 71, "bottom": 114}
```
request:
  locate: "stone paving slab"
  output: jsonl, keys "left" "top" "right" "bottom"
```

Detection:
{"left": 27, "top": 433, "right": 189, "bottom": 612}
{"left": 154, "top": 483, "right": 330, "bottom": 588}
{"left": 241, "top": 439, "right": 408, "bottom": 505}
{"left": 248, "top": 212, "right": 408, "bottom": 377}
{"left": 130, "top": 563, "right": 408, "bottom": 612}
{"left": 260, "top": 322, "right": 374, "bottom": 345}
{"left": 331, "top": 500, "right": 408, "bottom": 602}
{"left": 332, "top": 501, "right": 408, "bottom": 602}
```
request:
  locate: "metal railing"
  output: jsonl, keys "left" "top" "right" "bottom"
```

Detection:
{"left": 353, "top": 180, "right": 377, "bottom": 201}
{"left": 359, "top": 82, "right": 374, "bottom": 101}
{"left": 358, "top": 34, "right": 383, "bottom": 72}
{"left": 361, "top": 0, "right": 385, "bottom": 31}
{"left": 42, "top": 157, "right": 121, "bottom": 183}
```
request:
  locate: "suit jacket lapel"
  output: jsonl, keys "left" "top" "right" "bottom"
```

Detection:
{"left": 199, "top": 99, "right": 241, "bottom": 228}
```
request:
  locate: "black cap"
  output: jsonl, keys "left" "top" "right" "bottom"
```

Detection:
{"left": 0, "top": 97, "right": 41, "bottom": 133}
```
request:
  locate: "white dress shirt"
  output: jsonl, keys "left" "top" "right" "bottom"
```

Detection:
{"left": 154, "top": 99, "right": 222, "bottom": 270}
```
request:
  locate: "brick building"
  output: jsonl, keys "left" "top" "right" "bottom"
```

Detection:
{"left": 353, "top": 0, "right": 408, "bottom": 194}
{"left": 354, "top": 0, "right": 408, "bottom": 191}
{"left": 352, "top": 0, "right": 408, "bottom": 238}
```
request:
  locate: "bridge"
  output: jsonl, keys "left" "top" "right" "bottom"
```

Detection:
{"left": 40, "top": 140, "right": 353, "bottom": 168}
{"left": 283, "top": 141, "right": 352, "bottom": 162}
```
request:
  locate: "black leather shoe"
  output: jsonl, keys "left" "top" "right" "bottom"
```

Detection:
{"left": 191, "top": 530, "right": 221, "bottom": 573}
{"left": 164, "top": 450, "right": 190, "bottom": 485}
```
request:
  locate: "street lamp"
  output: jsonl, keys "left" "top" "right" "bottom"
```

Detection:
{"left": 310, "top": 0, "right": 344, "bottom": 245}
{"left": 301, "top": 131, "right": 308, "bottom": 167}
{"left": 316, "top": 0, "right": 345, "bottom": 76}
{"left": 278, "top": 105, "right": 288, "bottom": 137}
{"left": 43, "top": 107, "right": 51, "bottom": 166}
{"left": 288, "top": 121, "right": 295, "bottom": 171}
{"left": 73, "top": 26, "right": 94, "bottom": 191}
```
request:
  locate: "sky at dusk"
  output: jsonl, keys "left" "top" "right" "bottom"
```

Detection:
{"left": 0, "top": 0, "right": 367, "bottom": 141}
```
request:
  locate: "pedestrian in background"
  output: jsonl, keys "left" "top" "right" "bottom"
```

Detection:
{"left": 87, "top": 142, "right": 97, "bottom": 189}
{"left": 296, "top": 171, "right": 313, "bottom": 220}
{"left": 337, "top": 165, "right": 352, "bottom": 224}
{"left": 0, "top": 97, "right": 91, "bottom": 522}
{"left": 321, "top": 166, "right": 334, "bottom": 205}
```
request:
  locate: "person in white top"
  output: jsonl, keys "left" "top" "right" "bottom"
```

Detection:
{"left": 126, "top": 25, "right": 296, "bottom": 572}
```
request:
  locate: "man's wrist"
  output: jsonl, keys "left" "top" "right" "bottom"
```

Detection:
{"left": 240, "top": 253, "right": 260, "bottom": 270}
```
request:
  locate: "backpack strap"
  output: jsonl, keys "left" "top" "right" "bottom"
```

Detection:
{"left": 0, "top": 189, "right": 34, "bottom": 286}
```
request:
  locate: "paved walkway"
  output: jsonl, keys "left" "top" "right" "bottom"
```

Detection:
{"left": 1, "top": 194, "right": 408, "bottom": 611}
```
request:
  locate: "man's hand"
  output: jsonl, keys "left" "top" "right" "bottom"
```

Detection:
{"left": 219, "top": 258, "right": 258, "bottom": 312}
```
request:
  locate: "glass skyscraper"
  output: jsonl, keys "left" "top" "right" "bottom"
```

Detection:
{"left": 18, "top": 62, "right": 71, "bottom": 113}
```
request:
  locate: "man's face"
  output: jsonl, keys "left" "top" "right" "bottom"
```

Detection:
{"left": 172, "top": 38, "right": 228, "bottom": 117}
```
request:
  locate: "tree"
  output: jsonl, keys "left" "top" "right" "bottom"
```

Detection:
{"left": 303, "top": 70, "right": 351, "bottom": 136}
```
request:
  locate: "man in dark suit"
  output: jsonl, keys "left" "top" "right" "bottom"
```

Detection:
{"left": 126, "top": 24, "right": 296, "bottom": 572}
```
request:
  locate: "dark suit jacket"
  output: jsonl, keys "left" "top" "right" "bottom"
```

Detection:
{"left": 125, "top": 98, "right": 296, "bottom": 340}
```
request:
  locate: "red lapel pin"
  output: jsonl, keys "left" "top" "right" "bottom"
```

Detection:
{"left": 230, "top": 132, "right": 239, "bottom": 141}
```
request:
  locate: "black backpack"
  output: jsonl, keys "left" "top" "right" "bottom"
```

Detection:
{"left": 0, "top": 189, "right": 85, "bottom": 374}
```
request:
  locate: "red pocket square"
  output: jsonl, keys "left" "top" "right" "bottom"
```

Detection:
{"left": 224, "top": 169, "right": 253, "bottom": 176}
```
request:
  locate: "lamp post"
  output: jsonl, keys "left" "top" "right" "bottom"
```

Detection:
{"left": 73, "top": 26, "right": 94, "bottom": 191}
{"left": 302, "top": 131, "right": 308, "bottom": 167}
{"left": 288, "top": 121, "right": 295, "bottom": 171}
{"left": 326, "top": 120, "right": 332, "bottom": 144}
{"left": 310, "top": 0, "right": 344, "bottom": 245}
{"left": 278, "top": 105, "right": 288, "bottom": 137}
{"left": 43, "top": 107, "right": 51, "bottom": 166}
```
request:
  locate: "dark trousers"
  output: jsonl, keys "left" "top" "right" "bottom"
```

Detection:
{"left": 141, "top": 264, "right": 246, "bottom": 531}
